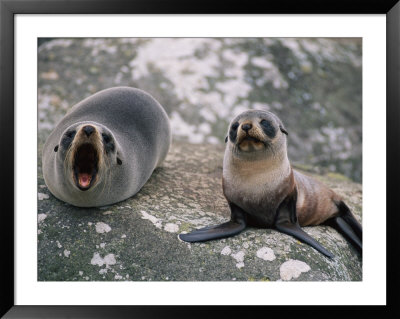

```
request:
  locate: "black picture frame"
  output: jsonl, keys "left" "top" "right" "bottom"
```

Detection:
{"left": 1, "top": 0, "right": 399, "bottom": 318}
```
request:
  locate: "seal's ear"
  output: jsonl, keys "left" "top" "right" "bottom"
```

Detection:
{"left": 280, "top": 126, "right": 288, "bottom": 135}
{"left": 115, "top": 146, "right": 123, "bottom": 165}
{"left": 54, "top": 145, "right": 59, "bottom": 152}
{"left": 225, "top": 136, "right": 228, "bottom": 143}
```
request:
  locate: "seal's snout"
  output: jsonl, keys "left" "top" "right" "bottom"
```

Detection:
{"left": 242, "top": 123, "right": 252, "bottom": 132}
{"left": 236, "top": 120, "right": 263, "bottom": 147}
{"left": 83, "top": 125, "right": 95, "bottom": 137}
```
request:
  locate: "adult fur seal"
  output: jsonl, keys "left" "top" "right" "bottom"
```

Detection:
{"left": 179, "top": 110, "right": 362, "bottom": 258}
{"left": 42, "top": 87, "right": 171, "bottom": 207}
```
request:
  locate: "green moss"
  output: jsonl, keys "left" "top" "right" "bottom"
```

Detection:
{"left": 45, "top": 225, "right": 60, "bottom": 239}
{"left": 325, "top": 172, "right": 351, "bottom": 182}
{"left": 292, "top": 163, "right": 315, "bottom": 173}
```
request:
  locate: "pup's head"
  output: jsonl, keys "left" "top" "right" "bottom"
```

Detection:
{"left": 53, "top": 121, "right": 123, "bottom": 191}
{"left": 225, "top": 110, "right": 288, "bottom": 156}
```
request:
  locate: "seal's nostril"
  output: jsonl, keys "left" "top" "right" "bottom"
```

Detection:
{"left": 83, "top": 125, "right": 95, "bottom": 137}
{"left": 242, "top": 123, "right": 252, "bottom": 132}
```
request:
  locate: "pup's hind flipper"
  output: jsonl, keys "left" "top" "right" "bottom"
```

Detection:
{"left": 331, "top": 216, "right": 362, "bottom": 251}
{"left": 325, "top": 201, "right": 362, "bottom": 254}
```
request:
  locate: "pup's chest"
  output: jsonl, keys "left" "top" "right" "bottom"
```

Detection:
{"left": 223, "top": 166, "right": 288, "bottom": 224}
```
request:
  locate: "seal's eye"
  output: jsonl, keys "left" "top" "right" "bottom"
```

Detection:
{"left": 260, "top": 119, "right": 276, "bottom": 138}
{"left": 102, "top": 133, "right": 115, "bottom": 153}
{"left": 61, "top": 130, "right": 76, "bottom": 149}
{"left": 66, "top": 131, "right": 76, "bottom": 138}
{"left": 54, "top": 145, "right": 59, "bottom": 152}
{"left": 229, "top": 122, "right": 239, "bottom": 142}
{"left": 102, "top": 133, "right": 111, "bottom": 144}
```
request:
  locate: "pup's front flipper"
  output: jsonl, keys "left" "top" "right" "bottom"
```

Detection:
{"left": 275, "top": 222, "right": 334, "bottom": 259}
{"left": 275, "top": 192, "right": 334, "bottom": 259}
{"left": 179, "top": 202, "right": 246, "bottom": 242}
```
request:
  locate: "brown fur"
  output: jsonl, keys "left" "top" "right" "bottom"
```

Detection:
{"left": 223, "top": 109, "right": 342, "bottom": 228}
{"left": 294, "top": 170, "right": 341, "bottom": 226}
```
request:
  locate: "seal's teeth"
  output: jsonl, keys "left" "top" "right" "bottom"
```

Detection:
{"left": 78, "top": 173, "right": 91, "bottom": 187}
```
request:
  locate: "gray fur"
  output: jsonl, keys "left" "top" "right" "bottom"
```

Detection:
{"left": 42, "top": 87, "right": 171, "bottom": 207}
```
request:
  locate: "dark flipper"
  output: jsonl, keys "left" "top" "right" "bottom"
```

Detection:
{"left": 325, "top": 201, "right": 362, "bottom": 253}
{"left": 330, "top": 216, "right": 362, "bottom": 252}
{"left": 275, "top": 189, "right": 334, "bottom": 259}
{"left": 339, "top": 201, "right": 362, "bottom": 240}
{"left": 179, "top": 220, "right": 245, "bottom": 242}
{"left": 179, "top": 202, "right": 247, "bottom": 243}
{"left": 275, "top": 222, "right": 334, "bottom": 259}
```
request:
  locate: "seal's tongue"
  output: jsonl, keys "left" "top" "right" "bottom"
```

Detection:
{"left": 78, "top": 173, "right": 92, "bottom": 188}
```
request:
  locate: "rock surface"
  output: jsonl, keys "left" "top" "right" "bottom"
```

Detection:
{"left": 38, "top": 141, "right": 362, "bottom": 281}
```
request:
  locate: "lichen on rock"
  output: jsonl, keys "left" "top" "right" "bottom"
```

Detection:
{"left": 38, "top": 141, "right": 362, "bottom": 281}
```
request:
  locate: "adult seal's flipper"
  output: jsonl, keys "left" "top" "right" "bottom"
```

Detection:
{"left": 179, "top": 202, "right": 246, "bottom": 242}
{"left": 275, "top": 191, "right": 334, "bottom": 259}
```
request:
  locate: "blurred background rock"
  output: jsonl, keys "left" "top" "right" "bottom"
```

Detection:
{"left": 38, "top": 37, "right": 362, "bottom": 182}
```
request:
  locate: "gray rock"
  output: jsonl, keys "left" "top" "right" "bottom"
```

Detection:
{"left": 37, "top": 141, "right": 362, "bottom": 281}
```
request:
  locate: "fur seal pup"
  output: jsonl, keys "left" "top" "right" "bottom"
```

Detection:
{"left": 42, "top": 87, "right": 171, "bottom": 207}
{"left": 179, "top": 110, "right": 362, "bottom": 258}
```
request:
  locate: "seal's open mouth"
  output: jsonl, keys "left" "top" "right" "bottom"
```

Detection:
{"left": 73, "top": 143, "right": 98, "bottom": 191}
